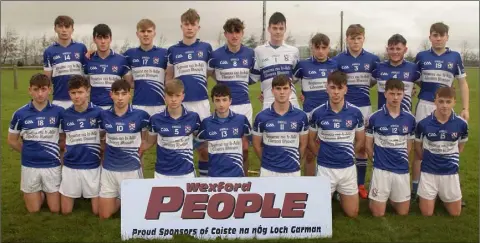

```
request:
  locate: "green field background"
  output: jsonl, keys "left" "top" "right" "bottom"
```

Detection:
{"left": 1, "top": 68, "right": 478, "bottom": 242}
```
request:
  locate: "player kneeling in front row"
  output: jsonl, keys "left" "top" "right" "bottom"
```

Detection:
{"left": 308, "top": 70, "right": 365, "bottom": 218}
{"left": 98, "top": 80, "right": 150, "bottom": 219}
{"left": 252, "top": 75, "right": 309, "bottom": 177}
{"left": 196, "top": 84, "right": 251, "bottom": 177}
{"left": 366, "top": 79, "right": 416, "bottom": 217}
{"left": 59, "top": 75, "right": 104, "bottom": 215}
{"left": 140, "top": 79, "right": 201, "bottom": 178}
{"left": 415, "top": 87, "right": 468, "bottom": 217}
{"left": 8, "top": 74, "right": 64, "bottom": 213}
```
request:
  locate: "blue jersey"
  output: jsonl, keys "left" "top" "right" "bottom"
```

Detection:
{"left": 309, "top": 101, "right": 364, "bottom": 169}
{"left": 149, "top": 106, "right": 201, "bottom": 176}
{"left": 43, "top": 41, "right": 87, "bottom": 101}
{"left": 415, "top": 48, "right": 466, "bottom": 102}
{"left": 84, "top": 50, "right": 131, "bottom": 106}
{"left": 372, "top": 60, "right": 421, "bottom": 111}
{"left": 9, "top": 101, "right": 64, "bottom": 168}
{"left": 167, "top": 39, "right": 212, "bottom": 102}
{"left": 333, "top": 49, "right": 380, "bottom": 107}
{"left": 293, "top": 57, "right": 338, "bottom": 113}
{"left": 124, "top": 46, "right": 168, "bottom": 106}
{"left": 197, "top": 110, "right": 251, "bottom": 177}
{"left": 100, "top": 105, "right": 149, "bottom": 172}
{"left": 252, "top": 103, "right": 309, "bottom": 173}
{"left": 59, "top": 103, "right": 103, "bottom": 170}
{"left": 415, "top": 112, "right": 468, "bottom": 175}
{"left": 366, "top": 105, "right": 416, "bottom": 174}
{"left": 208, "top": 45, "right": 255, "bottom": 105}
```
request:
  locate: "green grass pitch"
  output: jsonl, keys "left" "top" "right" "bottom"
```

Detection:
{"left": 1, "top": 68, "right": 478, "bottom": 242}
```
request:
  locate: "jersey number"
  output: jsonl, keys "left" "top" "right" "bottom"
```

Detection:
{"left": 392, "top": 127, "right": 397, "bottom": 133}
{"left": 143, "top": 59, "right": 148, "bottom": 65}
{"left": 38, "top": 120, "right": 44, "bottom": 126}
{"left": 221, "top": 131, "right": 227, "bottom": 138}
{"left": 79, "top": 122, "right": 84, "bottom": 128}
{"left": 436, "top": 63, "right": 442, "bottom": 68}
{"left": 174, "top": 129, "right": 179, "bottom": 135}
{"left": 334, "top": 122, "right": 340, "bottom": 128}
{"left": 188, "top": 54, "right": 192, "bottom": 60}
{"left": 354, "top": 66, "right": 359, "bottom": 71}
{"left": 64, "top": 54, "right": 70, "bottom": 60}
{"left": 117, "top": 126, "right": 123, "bottom": 132}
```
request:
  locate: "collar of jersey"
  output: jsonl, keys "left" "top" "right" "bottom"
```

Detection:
{"left": 224, "top": 44, "right": 244, "bottom": 55}
{"left": 178, "top": 39, "right": 200, "bottom": 47}
{"left": 386, "top": 59, "right": 407, "bottom": 67}
{"left": 212, "top": 109, "right": 234, "bottom": 120}
{"left": 429, "top": 47, "right": 451, "bottom": 56}
{"left": 67, "top": 102, "right": 95, "bottom": 113}
{"left": 269, "top": 102, "right": 295, "bottom": 115}
{"left": 93, "top": 49, "right": 115, "bottom": 58}
{"left": 325, "top": 100, "right": 348, "bottom": 112}
{"left": 53, "top": 40, "right": 76, "bottom": 47}
{"left": 108, "top": 104, "right": 134, "bottom": 116}
{"left": 310, "top": 56, "right": 331, "bottom": 64}
{"left": 264, "top": 41, "right": 285, "bottom": 48}
{"left": 163, "top": 104, "right": 188, "bottom": 118}
{"left": 344, "top": 48, "right": 365, "bottom": 57}
{"left": 382, "top": 104, "right": 405, "bottom": 118}
{"left": 28, "top": 100, "right": 52, "bottom": 111}
{"left": 137, "top": 45, "right": 158, "bottom": 52}
{"left": 431, "top": 110, "right": 456, "bottom": 122}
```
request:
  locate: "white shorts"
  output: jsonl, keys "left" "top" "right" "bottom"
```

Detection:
{"left": 417, "top": 172, "right": 462, "bottom": 203}
{"left": 262, "top": 99, "right": 300, "bottom": 111}
{"left": 52, "top": 100, "right": 73, "bottom": 109}
{"left": 21, "top": 165, "right": 61, "bottom": 193}
{"left": 358, "top": 106, "right": 372, "bottom": 121}
{"left": 99, "top": 168, "right": 143, "bottom": 199}
{"left": 183, "top": 100, "right": 211, "bottom": 121}
{"left": 316, "top": 165, "right": 358, "bottom": 196}
{"left": 415, "top": 99, "right": 436, "bottom": 122}
{"left": 133, "top": 105, "right": 166, "bottom": 116}
{"left": 154, "top": 171, "right": 196, "bottom": 179}
{"left": 230, "top": 103, "right": 253, "bottom": 125}
{"left": 368, "top": 168, "right": 410, "bottom": 203}
{"left": 59, "top": 166, "right": 101, "bottom": 198}
{"left": 260, "top": 168, "right": 301, "bottom": 177}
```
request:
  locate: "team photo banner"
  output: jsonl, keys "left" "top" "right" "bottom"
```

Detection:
{"left": 121, "top": 177, "right": 332, "bottom": 240}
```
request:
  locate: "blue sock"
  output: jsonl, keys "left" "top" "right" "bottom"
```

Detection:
{"left": 356, "top": 158, "right": 367, "bottom": 185}
{"left": 412, "top": 180, "right": 419, "bottom": 195}
{"left": 198, "top": 160, "right": 209, "bottom": 177}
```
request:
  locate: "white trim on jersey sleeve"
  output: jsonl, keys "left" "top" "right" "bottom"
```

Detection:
{"left": 355, "top": 125, "right": 365, "bottom": 132}
{"left": 251, "top": 130, "right": 262, "bottom": 136}
{"left": 8, "top": 128, "right": 20, "bottom": 134}
{"left": 309, "top": 126, "right": 318, "bottom": 132}
{"left": 299, "top": 130, "right": 309, "bottom": 135}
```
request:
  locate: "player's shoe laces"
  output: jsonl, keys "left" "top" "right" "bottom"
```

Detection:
{"left": 358, "top": 185, "right": 368, "bottom": 199}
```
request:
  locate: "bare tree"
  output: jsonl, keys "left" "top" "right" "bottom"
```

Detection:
{"left": 217, "top": 31, "right": 225, "bottom": 48}
{"left": 119, "top": 39, "right": 132, "bottom": 54}
{"left": 419, "top": 38, "right": 430, "bottom": 51}
{"left": 18, "top": 36, "right": 30, "bottom": 65}
{"left": 460, "top": 40, "right": 471, "bottom": 64}
{"left": 242, "top": 34, "right": 259, "bottom": 49}
{"left": 1, "top": 27, "right": 20, "bottom": 64}
{"left": 285, "top": 32, "right": 296, "bottom": 46}
{"left": 405, "top": 51, "right": 416, "bottom": 62}
{"left": 81, "top": 35, "right": 95, "bottom": 51}
{"left": 157, "top": 33, "right": 167, "bottom": 48}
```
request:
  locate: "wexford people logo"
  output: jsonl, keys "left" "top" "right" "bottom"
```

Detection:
{"left": 129, "top": 122, "right": 136, "bottom": 131}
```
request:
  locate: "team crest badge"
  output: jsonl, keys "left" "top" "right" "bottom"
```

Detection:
{"left": 403, "top": 125, "right": 408, "bottom": 133}
{"left": 185, "top": 125, "right": 191, "bottom": 133}
{"left": 364, "top": 64, "right": 370, "bottom": 70}
{"left": 242, "top": 59, "right": 248, "bottom": 65}
{"left": 74, "top": 52, "right": 80, "bottom": 59}
{"left": 112, "top": 65, "right": 118, "bottom": 73}
{"left": 233, "top": 128, "right": 239, "bottom": 135}
{"left": 372, "top": 188, "right": 378, "bottom": 197}
{"left": 198, "top": 51, "right": 204, "bottom": 58}
{"left": 90, "top": 118, "right": 96, "bottom": 127}
{"left": 49, "top": 117, "right": 56, "bottom": 124}
{"left": 346, "top": 120, "right": 352, "bottom": 127}
{"left": 129, "top": 122, "right": 136, "bottom": 131}
{"left": 291, "top": 122, "right": 297, "bottom": 129}
{"left": 404, "top": 72, "right": 410, "bottom": 79}
{"left": 153, "top": 57, "right": 159, "bottom": 64}
{"left": 447, "top": 62, "right": 454, "bottom": 70}
{"left": 452, "top": 132, "right": 458, "bottom": 139}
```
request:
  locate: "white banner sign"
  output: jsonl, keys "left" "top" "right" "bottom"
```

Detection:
{"left": 121, "top": 177, "right": 332, "bottom": 240}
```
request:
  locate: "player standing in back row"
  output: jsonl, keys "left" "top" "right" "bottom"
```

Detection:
{"left": 43, "top": 15, "right": 87, "bottom": 109}
{"left": 333, "top": 24, "right": 380, "bottom": 198}
{"left": 251, "top": 12, "right": 300, "bottom": 110}
{"left": 165, "top": 8, "right": 212, "bottom": 177}
{"left": 411, "top": 22, "right": 470, "bottom": 201}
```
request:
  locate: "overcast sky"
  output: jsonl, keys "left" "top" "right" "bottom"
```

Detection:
{"left": 2, "top": 1, "right": 479, "bottom": 54}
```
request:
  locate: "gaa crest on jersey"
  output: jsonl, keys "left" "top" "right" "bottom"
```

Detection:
{"left": 346, "top": 120, "right": 352, "bottom": 128}
{"left": 74, "top": 52, "right": 80, "bottom": 59}
{"left": 451, "top": 132, "right": 458, "bottom": 139}
{"left": 198, "top": 51, "right": 203, "bottom": 58}
{"left": 290, "top": 121, "right": 297, "bottom": 129}
{"left": 185, "top": 125, "right": 191, "bottom": 133}
{"left": 364, "top": 64, "right": 370, "bottom": 70}
{"left": 242, "top": 59, "right": 248, "bottom": 65}
{"left": 112, "top": 65, "right": 118, "bottom": 73}
{"left": 153, "top": 57, "right": 159, "bottom": 64}
{"left": 49, "top": 117, "right": 56, "bottom": 124}
{"left": 403, "top": 125, "right": 408, "bottom": 133}
{"left": 129, "top": 122, "right": 136, "bottom": 131}
{"left": 404, "top": 72, "right": 410, "bottom": 79}
{"left": 233, "top": 128, "right": 239, "bottom": 135}
{"left": 90, "top": 118, "right": 96, "bottom": 127}
{"left": 447, "top": 62, "right": 454, "bottom": 70}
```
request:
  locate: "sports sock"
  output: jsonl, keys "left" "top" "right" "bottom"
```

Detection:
{"left": 356, "top": 158, "right": 368, "bottom": 185}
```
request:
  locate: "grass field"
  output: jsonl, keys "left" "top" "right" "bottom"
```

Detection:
{"left": 1, "top": 68, "right": 478, "bottom": 242}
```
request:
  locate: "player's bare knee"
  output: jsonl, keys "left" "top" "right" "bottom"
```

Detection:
{"left": 61, "top": 208, "right": 72, "bottom": 215}
{"left": 345, "top": 209, "right": 358, "bottom": 218}
{"left": 448, "top": 210, "right": 461, "bottom": 217}
{"left": 396, "top": 208, "right": 409, "bottom": 216}
{"left": 26, "top": 204, "right": 41, "bottom": 213}
{"left": 99, "top": 210, "right": 112, "bottom": 219}
{"left": 420, "top": 208, "right": 434, "bottom": 216}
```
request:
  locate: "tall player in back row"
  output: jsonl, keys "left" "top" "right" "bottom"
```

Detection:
{"left": 251, "top": 12, "right": 300, "bottom": 110}
{"left": 333, "top": 24, "right": 380, "bottom": 199}
{"left": 43, "top": 15, "right": 87, "bottom": 109}
{"left": 411, "top": 22, "right": 470, "bottom": 201}
{"left": 165, "top": 8, "right": 212, "bottom": 177}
